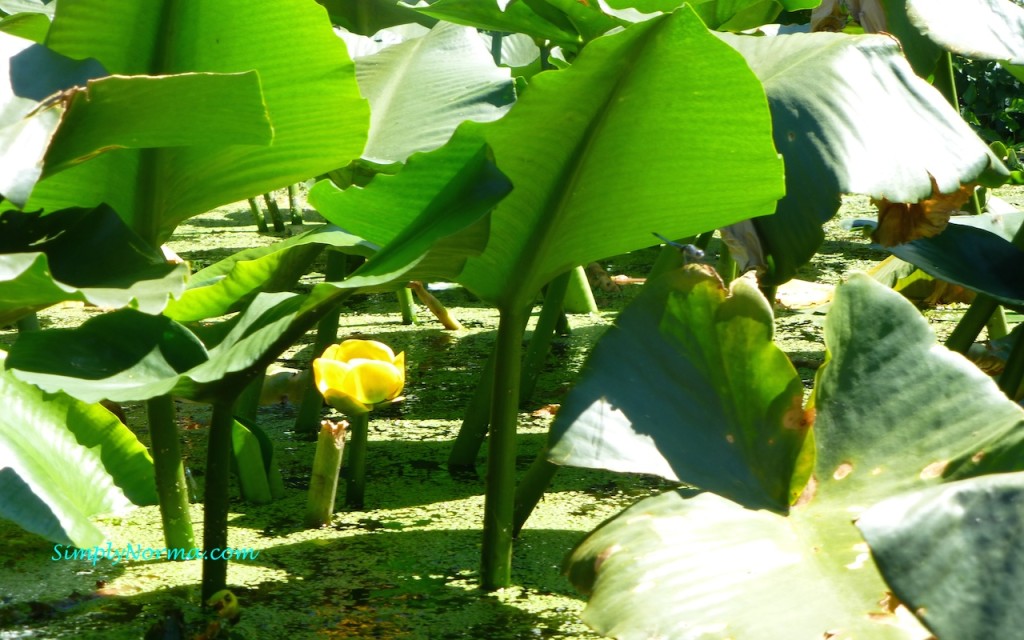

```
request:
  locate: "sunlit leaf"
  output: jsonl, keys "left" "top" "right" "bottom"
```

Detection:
{"left": 456, "top": 8, "right": 785, "bottom": 307}
{"left": 0, "top": 358, "right": 156, "bottom": 547}
{"left": 718, "top": 30, "right": 1007, "bottom": 285}
{"left": 352, "top": 21, "right": 515, "bottom": 164}
{"left": 26, "top": 0, "right": 368, "bottom": 244}
{"left": 563, "top": 274, "right": 1024, "bottom": 637}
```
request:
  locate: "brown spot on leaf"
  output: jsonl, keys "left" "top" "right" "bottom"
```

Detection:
{"left": 725, "top": 434, "right": 735, "bottom": 444}
{"left": 872, "top": 179, "right": 974, "bottom": 247}
{"left": 920, "top": 460, "right": 947, "bottom": 480}
{"left": 833, "top": 462, "right": 854, "bottom": 480}
{"left": 782, "top": 396, "right": 815, "bottom": 431}
{"left": 794, "top": 475, "right": 818, "bottom": 507}
{"left": 972, "top": 450, "right": 986, "bottom": 463}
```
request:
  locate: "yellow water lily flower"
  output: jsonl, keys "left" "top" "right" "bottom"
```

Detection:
{"left": 312, "top": 339, "right": 405, "bottom": 415}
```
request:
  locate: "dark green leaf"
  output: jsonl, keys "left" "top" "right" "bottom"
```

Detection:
{"left": 0, "top": 205, "right": 188, "bottom": 324}
{"left": 549, "top": 266, "right": 807, "bottom": 511}
{"left": 884, "top": 222, "right": 1024, "bottom": 308}
{"left": 858, "top": 473, "right": 1024, "bottom": 639}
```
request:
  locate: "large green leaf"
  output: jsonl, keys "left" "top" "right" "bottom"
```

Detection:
{"left": 308, "top": 127, "right": 511, "bottom": 291}
{"left": 0, "top": 32, "right": 103, "bottom": 205}
{"left": 163, "top": 226, "right": 375, "bottom": 323}
{"left": 8, "top": 135, "right": 511, "bottom": 403}
{"left": 0, "top": 205, "right": 187, "bottom": 324}
{"left": 349, "top": 21, "right": 515, "bottom": 164}
{"left": 717, "top": 31, "right": 1007, "bottom": 285}
{"left": 43, "top": 71, "right": 272, "bottom": 174}
{"left": 858, "top": 473, "right": 1024, "bottom": 639}
{"left": 563, "top": 274, "right": 1024, "bottom": 637}
{"left": 453, "top": 7, "right": 784, "bottom": 308}
{"left": 0, "top": 357, "right": 156, "bottom": 547}
{"left": 26, "top": 0, "right": 368, "bottom": 244}
{"left": 549, "top": 267, "right": 807, "bottom": 512}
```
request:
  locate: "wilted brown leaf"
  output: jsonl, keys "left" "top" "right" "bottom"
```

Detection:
{"left": 872, "top": 180, "right": 974, "bottom": 246}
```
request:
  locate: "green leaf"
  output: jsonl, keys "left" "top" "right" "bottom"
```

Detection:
{"left": 163, "top": 226, "right": 375, "bottom": 323}
{"left": 691, "top": 0, "right": 783, "bottom": 31}
{"left": 43, "top": 72, "right": 272, "bottom": 175}
{"left": 8, "top": 136, "right": 510, "bottom": 403}
{"left": 564, "top": 274, "right": 1024, "bottom": 637}
{"left": 549, "top": 267, "right": 807, "bottom": 511}
{"left": 5, "top": 309, "right": 209, "bottom": 403}
{"left": 309, "top": 128, "right": 512, "bottom": 291}
{"left": 316, "top": 0, "right": 436, "bottom": 35}
{"left": 0, "top": 12, "right": 51, "bottom": 42}
{"left": 415, "top": 0, "right": 587, "bottom": 49}
{"left": 0, "top": 359, "right": 156, "bottom": 547}
{"left": 718, "top": 30, "right": 1007, "bottom": 285}
{"left": 0, "top": 32, "right": 104, "bottom": 205}
{"left": 231, "top": 417, "right": 282, "bottom": 505}
{"left": 884, "top": 221, "right": 1024, "bottom": 309}
{"left": 457, "top": 8, "right": 785, "bottom": 307}
{"left": 858, "top": 473, "right": 1024, "bottom": 638}
{"left": 0, "top": 205, "right": 188, "bottom": 324}
{"left": 352, "top": 22, "right": 515, "bottom": 164}
{"left": 27, "top": 0, "right": 368, "bottom": 244}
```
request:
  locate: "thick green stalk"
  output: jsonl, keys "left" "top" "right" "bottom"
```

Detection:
{"left": 481, "top": 305, "right": 528, "bottom": 590}
{"left": 247, "top": 197, "right": 269, "bottom": 233}
{"left": 344, "top": 412, "right": 370, "bottom": 508}
{"left": 512, "top": 447, "right": 558, "bottom": 537}
{"left": 202, "top": 398, "right": 237, "bottom": 603}
{"left": 933, "top": 52, "right": 983, "bottom": 215}
{"left": 294, "top": 251, "right": 347, "bottom": 438}
{"left": 305, "top": 420, "right": 347, "bottom": 527}
{"left": 397, "top": 286, "right": 419, "bottom": 325}
{"left": 521, "top": 271, "right": 571, "bottom": 401}
{"left": 288, "top": 184, "right": 302, "bottom": 224}
{"left": 447, "top": 347, "right": 498, "bottom": 471}
{"left": 716, "top": 244, "right": 737, "bottom": 283}
{"left": 147, "top": 395, "right": 196, "bottom": 553}
{"left": 987, "top": 307, "right": 1009, "bottom": 340}
{"left": 263, "top": 193, "right": 285, "bottom": 232}
{"left": 998, "top": 330, "right": 1024, "bottom": 400}
{"left": 562, "top": 265, "right": 598, "bottom": 314}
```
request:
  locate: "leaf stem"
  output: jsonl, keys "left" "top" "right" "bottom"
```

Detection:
{"left": 344, "top": 412, "right": 370, "bottom": 508}
{"left": 147, "top": 395, "right": 196, "bottom": 553}
{"left": 481, "top": 305, "right": 528, "bottom": 590}
{"left": 202, "top": 398, "right": 236, "bottom": 603}
{"left": 521, "top": 271, "right": 571, "bottom": 401}
{"left": 512, "top": 446, "right": 558, "bottom": 537}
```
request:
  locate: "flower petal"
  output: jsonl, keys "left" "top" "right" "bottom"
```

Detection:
{"left": 312, "top": 358, "right": 351, "bottom": 396}
{"left": 341, "top": 360, "right": 404, "bottom": 405}
{"left": 334, "top": 339, "right": 397, "bottom": 364}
